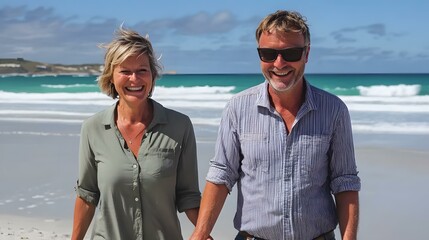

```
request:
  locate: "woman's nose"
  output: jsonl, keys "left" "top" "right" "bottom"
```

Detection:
{"left": 129, "top": 72, "right": 138, "bottom": 81}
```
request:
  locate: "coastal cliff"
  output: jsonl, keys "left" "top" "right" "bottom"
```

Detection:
{"left": 0, "top": 58, "right": 103, "bottom": 76}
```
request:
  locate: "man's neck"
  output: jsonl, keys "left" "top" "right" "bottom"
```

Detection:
{"left": 268, "top": 79, "right": 305, "bottom": 114}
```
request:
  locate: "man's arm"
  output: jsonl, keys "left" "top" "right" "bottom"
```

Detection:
{"left": 335, "top": 191, "right": 359, "bottom": 240}
{"left": 190, "top": 182, "right": 229, "bottom": 240}
{"left": 71, "top": 196, "right": 96, "bottom": 240}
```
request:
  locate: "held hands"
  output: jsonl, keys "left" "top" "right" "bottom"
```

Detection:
{"left": 188, "top": 233, "right": 214, "bottom": 240}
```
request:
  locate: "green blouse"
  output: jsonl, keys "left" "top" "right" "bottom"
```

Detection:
{"left": 76, "top": 100, "right": 201, "bottom": 240}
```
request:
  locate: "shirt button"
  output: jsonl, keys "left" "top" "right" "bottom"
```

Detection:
{"left": 133, "top": 181, "right": 138, "bottom": 186}
{"left": 133, "top": 164, "right": 137, "bottom": 168}
{"left": 135, "top": 197, "right": 139, "bottom": 202}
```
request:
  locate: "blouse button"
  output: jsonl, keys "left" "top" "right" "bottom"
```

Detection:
{"left": 133, "top": 164, "right": 137, "bottom": 169}
{"left": 135, "top": 197, "right": 139, "bottom": 202}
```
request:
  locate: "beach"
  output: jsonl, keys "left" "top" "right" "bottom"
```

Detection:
{"left": 1, "top": 73, "right": 429, "bottom": 239}
{"left": 1, "top": 119, "right": 429, "bottom": 239}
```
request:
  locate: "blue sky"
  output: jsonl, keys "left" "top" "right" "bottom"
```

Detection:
{"left": 1, "top": 0, "right": 428, "bottom": 73}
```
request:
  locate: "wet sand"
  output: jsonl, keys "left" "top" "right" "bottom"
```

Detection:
{"left": 1, "top": 121, "right": 429, "bottom": 239}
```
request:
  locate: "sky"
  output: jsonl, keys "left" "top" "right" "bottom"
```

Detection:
{"left": 1, "top": 0, "right": 428, "bottom": 74}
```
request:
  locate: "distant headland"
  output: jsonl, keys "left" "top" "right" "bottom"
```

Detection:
{"left": 0, "top": 58, "right": 103, "bottom": 77}
{"left": 0, "top": 58, "right": 177, "bottom": 77}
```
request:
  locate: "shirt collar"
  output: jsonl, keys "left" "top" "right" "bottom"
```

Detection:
{"left": 101, "top": 99, "right": 168, "bottom": 131}
{"left": 256, "top": 77, "right": 318, "bottom": 112}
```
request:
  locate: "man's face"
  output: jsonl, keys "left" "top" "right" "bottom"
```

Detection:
{"left": 258, "top": 31, "right": 309, "bottom": 93}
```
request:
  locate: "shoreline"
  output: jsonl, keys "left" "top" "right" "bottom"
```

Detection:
{"left": 2, "top": 146, "right": 424, "bottom": 240}
{"left": 1, "top": 124, "right": 429, "bottom": 239}
{"left": 0, "top": 215, "right": 73, "bottom": 240}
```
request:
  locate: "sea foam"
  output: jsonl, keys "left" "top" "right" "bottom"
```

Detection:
{"left": 357, "top": 84, "right": 421, "bottom": 97}
{"left": 1, "top": 84, "right": 429, "bottom": 134}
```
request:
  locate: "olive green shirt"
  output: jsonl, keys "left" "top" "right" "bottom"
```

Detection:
{"left": 76, "top": 100, "right": 201, "bottom": 240}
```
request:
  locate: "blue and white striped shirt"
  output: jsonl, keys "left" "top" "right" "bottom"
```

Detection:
{"left": 206, "top": 79, "right": 361, "bottom": 240}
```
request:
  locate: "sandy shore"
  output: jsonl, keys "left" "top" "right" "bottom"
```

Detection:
{"left": 0, "top": 215, "right": 73, "bottom": 240}
{"left": 180, "top": 146, "right": 429, "bottom": 239}
{"left": 2, "top": 144, "right": 429, "bottom": 239}
{"left": 1, "top": 121, "right": 429, "bottom": 239}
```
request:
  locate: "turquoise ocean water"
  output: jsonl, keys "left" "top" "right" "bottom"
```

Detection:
{"left": 1, "top": 73, "right": 429, "bottom": 138}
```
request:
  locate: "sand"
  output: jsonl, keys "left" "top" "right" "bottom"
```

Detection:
{"left": 1, "top": 121, "right": 429, "bottom": 239}
{"left": 0, "top": 215, "right": 73, "bottom": 240}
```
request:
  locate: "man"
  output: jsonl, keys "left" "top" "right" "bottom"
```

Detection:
{"left": 191, "top": 10, "right": 361, "bottom": 240}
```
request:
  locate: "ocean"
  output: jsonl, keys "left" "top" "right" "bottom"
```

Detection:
{"left": 1, "top": 73, "right": 429, "bottom": 150}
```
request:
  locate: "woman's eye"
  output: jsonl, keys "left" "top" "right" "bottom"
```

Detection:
{"left": 120, "top": 70, "right": 131, "bottom": 75}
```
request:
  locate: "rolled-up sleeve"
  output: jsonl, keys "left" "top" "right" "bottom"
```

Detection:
{"left": 176, "top": 118, "right": 201, "bottom": 212}
{"left": 75, "top": 120, "right": 100, "bottom": 206}
{"left": 329, "top": 105, "right": 361, "bottom": 194}
{"left": 206, "top": 102, "right": 241, "bottom": 192}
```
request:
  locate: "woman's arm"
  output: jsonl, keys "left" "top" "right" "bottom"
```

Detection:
{"left": 185, "top": 207, "right": 199, "bottom": 226}
{"left": 71, "top": 196, "right": 96, "bottom": 240}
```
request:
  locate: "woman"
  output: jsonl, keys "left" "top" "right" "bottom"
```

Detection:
{"left": 72, "top": 26, "right": 201, "bottom": 240}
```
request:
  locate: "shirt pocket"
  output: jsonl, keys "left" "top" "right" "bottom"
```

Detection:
{"left": 296, "top": 134, "right": 331, "bottom": 182}
{"left": 143, "top": 148, "right": 177, "bottom": 177}
{"left": 240, "top": 133, "right": 270, "bottom": 173}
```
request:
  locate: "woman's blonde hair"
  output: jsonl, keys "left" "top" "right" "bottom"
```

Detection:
{"left": 97, "top": 26, "right": 162, "bottom": 99}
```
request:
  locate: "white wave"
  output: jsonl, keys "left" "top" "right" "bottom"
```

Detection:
{"left": 0, "top": 99, "right": 115, "bottom": 106}
{"left": 0, "top": 117, "right": 83, "bottom": 124}
{"left": 1, "top": 91, "right": 108, "bottom": 99}
{"left": 0, "top": 91, "right": 115, "bottom": 106}
{"left": 0, "top": 131, "right": 80, "bottom": 137}
{"left": 41, "top": 84, "right": 96, "bottom": 88}
{"left": 0, "top": 91, "right": 109, "bottom": 100}
{"left": 357, "top": 84, "right": 421, "bottom": 97}
{"left": 352, "top": 122, "right": 429, "bottom": 134}
{"left": 0, "top": 110, "right": 93, "bottom": 117}
{"left": 347, "top": 103, "right": 429, "bottom": 113}
{"left": 32, "top": 74, "right": 57, "bottom": 77}
{"left": 340, "top": 95, "right": 429, "bottom": 104}
{"left": 155, "top": 85, "right": 235, "bottom": 94}
{"left": 190, "top": 117, "right": 221, "bottom": 126}
{"left": 158, "top": 100, "right": 227, "bottom": 109}
{"left": 340, "top": 95, "right": 429, "bottom": 113}
{"left": 155, "top": 93, "right": 233, "bottom": 101}
{"left": 0, "top": 86, "right": 234, "bottom": 108}
{"left": 0, "top": 115, "right": 221, "bottom": 127}
{"left": 0, "top": 85, "right": 234, "bottom": 102}
{"left": 1, "top": 84, "right": 428, "bottom": 135}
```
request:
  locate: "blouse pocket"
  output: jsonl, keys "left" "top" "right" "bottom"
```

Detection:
{"left": 143, "top": 148, "right": 177, "bottom": 177}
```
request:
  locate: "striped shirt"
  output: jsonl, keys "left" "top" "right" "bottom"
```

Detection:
{"left": 206, "top": 79, "right": 361, "bottom": 240}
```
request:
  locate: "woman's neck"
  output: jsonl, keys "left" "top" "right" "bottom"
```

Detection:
{"left": 116, "top": 99, "right": 153, "bottom": 124}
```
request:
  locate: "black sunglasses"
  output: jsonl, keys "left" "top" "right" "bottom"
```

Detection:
{"left": 257, "top": 46, "right": 307, "bottom": 62}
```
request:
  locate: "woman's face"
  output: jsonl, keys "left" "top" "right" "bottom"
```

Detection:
{"left": 112, "top": 54, "right": 153, "bottom": 105}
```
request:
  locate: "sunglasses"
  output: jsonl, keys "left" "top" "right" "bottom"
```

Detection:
{"left": 257, "top": 46, "right": 307, "bottom": 62}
